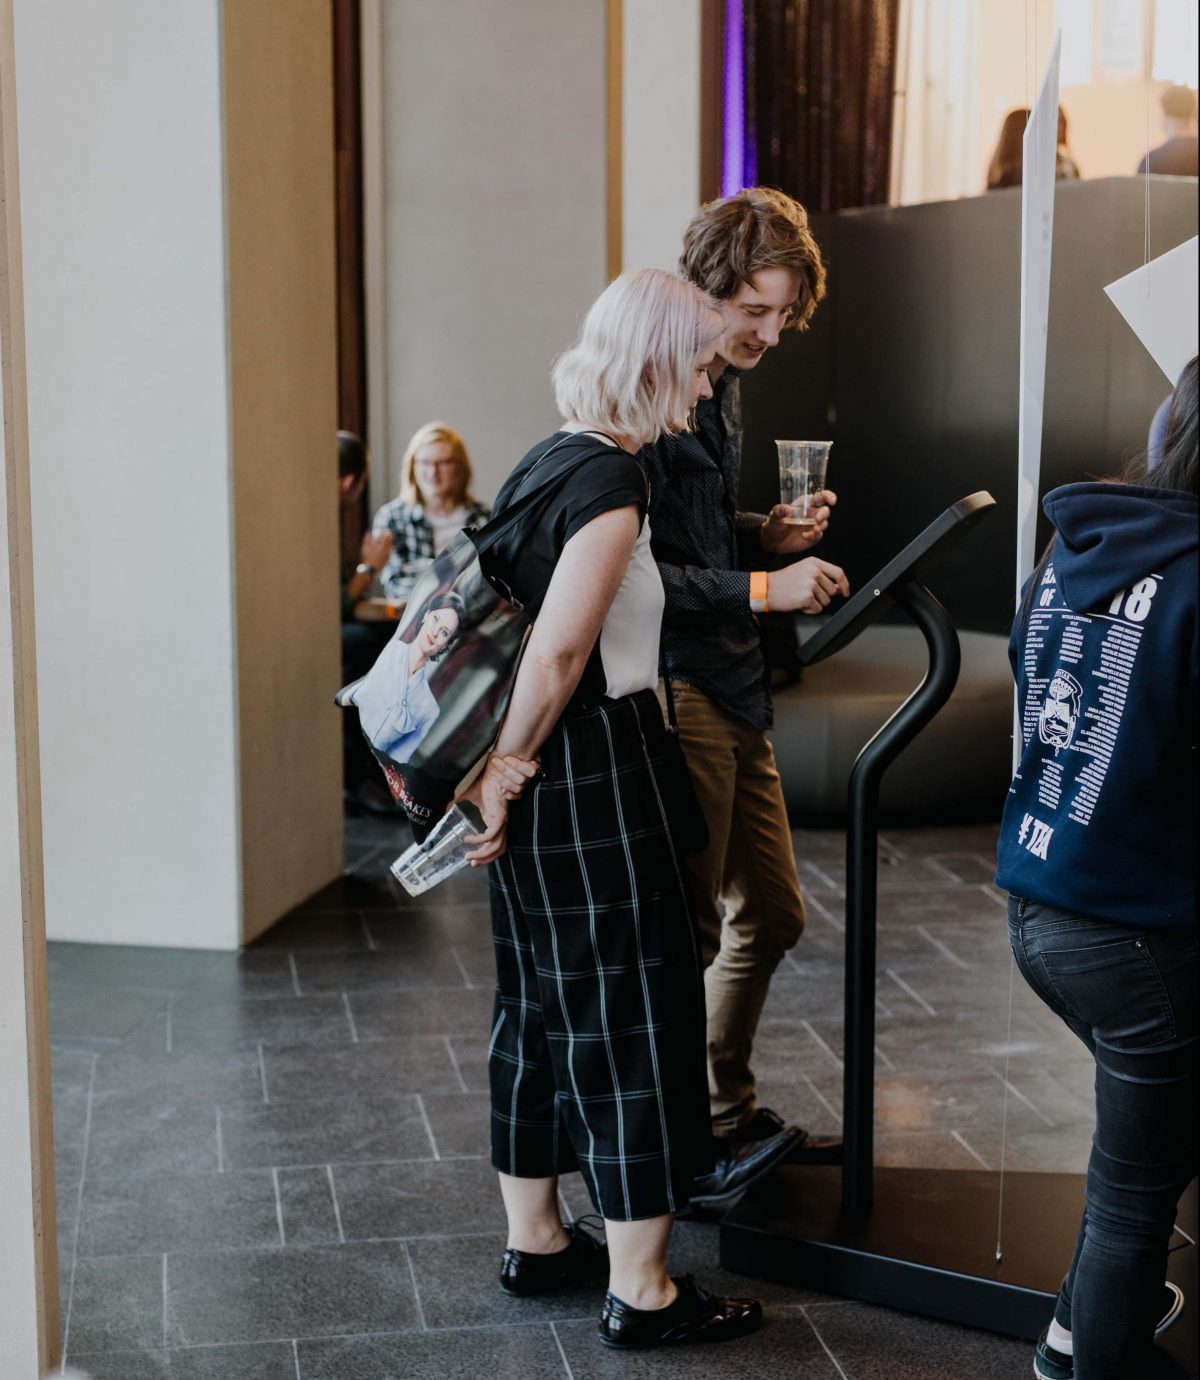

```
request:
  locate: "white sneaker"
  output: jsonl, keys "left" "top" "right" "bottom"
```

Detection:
{"left": 1032, "top": 1283, "right": 1184, "bottom": 1380}
{"left": 1156, "top": 1281, "right": 1184, "bottom": 1337}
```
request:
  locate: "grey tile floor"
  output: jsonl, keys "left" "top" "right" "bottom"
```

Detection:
{"left": 48, "top": 816, "right": 1090, "bottom": 1378}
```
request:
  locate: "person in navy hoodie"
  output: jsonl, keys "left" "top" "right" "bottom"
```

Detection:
{"left": 998, "top": 356, "right": 1198, "bottom": 1380}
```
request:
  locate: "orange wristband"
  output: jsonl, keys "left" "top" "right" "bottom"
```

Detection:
{"left": 750, "top": 570, "right": 769, "bottom": 613}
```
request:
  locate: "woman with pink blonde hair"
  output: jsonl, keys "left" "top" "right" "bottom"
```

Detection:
{"left": 458, "top": 268, "right": 764, "bottom": 1350}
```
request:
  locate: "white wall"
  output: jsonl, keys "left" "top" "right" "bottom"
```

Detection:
{"left": 373, "top": 0, "right": 608, "bottom": 504}
{"left": 977, "top": 4, "right": 1193, "bottom": 189}
{"left": 15, "top": 0, "right": 241, "bottom": 947}
{"left": 15, "top": 0, "right": 343, "bottom": 949}
{"left": 895, "top": 0, "right": 1199, "bottom": 205}
{"left": 622, "top": 0, "right": 702, "bottom": 271}
{"left": 1056, "top": 81, "right": 1192, "bottom": 183}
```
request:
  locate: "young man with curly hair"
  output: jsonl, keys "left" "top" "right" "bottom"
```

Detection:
{"left": 641, "top": 187, "right": 849, "bottom": 1205}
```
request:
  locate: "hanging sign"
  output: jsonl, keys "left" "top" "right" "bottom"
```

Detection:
{"left": 1104, "top": 236, "right": 1199, "bottom": 386}
{"left": 1016, "top": 33, "right": 1063, "bottom": 598}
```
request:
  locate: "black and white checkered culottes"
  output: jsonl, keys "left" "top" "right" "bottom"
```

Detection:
{"left": 487, "top": 689, "right": 712, "bottom": 1221}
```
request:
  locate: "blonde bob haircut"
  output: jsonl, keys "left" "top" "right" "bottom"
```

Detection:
{"left": 552, "top": 269, "right": 722, "bottom": 449}
{"left": 399, "top": 421, "right": 477, "bottom": 508}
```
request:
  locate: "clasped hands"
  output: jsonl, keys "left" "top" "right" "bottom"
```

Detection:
{"left": 457, "top": 752, "right": 539, "bottom": 866}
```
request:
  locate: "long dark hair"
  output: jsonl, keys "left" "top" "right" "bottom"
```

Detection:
{"left": 1124, "top": 356, "right": 1199, "bottom": 495}
{"left": 987, "top": 106, "right": 1074, "bottom": 190}
{"left": 987, "top": 109, "right": 1029, "bottom": 189}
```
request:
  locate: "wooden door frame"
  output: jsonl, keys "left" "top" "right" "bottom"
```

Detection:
{"left": 700, "top": 0, "right": 726, "bottom": 203}
{"left": 334, "top": 0, "right": 369, "bottom": 559}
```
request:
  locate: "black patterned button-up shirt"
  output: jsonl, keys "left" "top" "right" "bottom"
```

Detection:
{"left": 638, "top": 370, "right": 774, "bottom": 729}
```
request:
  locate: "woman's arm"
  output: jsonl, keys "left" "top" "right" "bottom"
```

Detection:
{"left": 463, "top": 503, "right": 642, "bottom": 862}
{"left": 495, "top": 504, "right": 641, "bottom": 757}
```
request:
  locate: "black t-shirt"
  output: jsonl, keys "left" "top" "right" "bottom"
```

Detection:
{"left": 491, "top": 431, "right": 649, "bottom": 701}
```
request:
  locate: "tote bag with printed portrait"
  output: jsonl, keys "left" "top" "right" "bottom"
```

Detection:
{"left": 336, "top": 437, "right": 610, "bottom": 831}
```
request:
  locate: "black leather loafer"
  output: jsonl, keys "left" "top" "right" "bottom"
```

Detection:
{"left": 690, "top": 1126, "right": 802, "bottom": 1206}
{"left": 733, "top": 1107, "right": 843, "bottom": 1165}
{"left": 498, "top": 1218, "right": 608, "bottom": 1296}
{"left": 598, "top": 1273, "right": 762, "bottom": 1349}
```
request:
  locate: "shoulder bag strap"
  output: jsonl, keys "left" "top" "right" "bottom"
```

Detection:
{"left": 471, "top": 432, "right": 621, "bottom": 560}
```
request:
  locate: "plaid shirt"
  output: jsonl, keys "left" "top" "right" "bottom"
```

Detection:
{"left": 638, "top": 370, "right": 774, "bottom": 729}
{"left": 371, "top": 497, "right": 491, "bottom": 600}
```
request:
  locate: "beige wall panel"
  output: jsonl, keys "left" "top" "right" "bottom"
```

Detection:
{"left": 222, "top": 0, "right": 343, "bottom": 943}
{"left": 1, "top": 0, "right": 58, "bottom": 1365}
{"left": 379, "top": 0, "right": 608, "bottom": 504}
{"left": 622, "top": 0, "right": 701, "bottom": 272}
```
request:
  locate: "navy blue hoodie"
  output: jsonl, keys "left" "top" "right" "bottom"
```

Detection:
{"left": 996, "top": 482, "right": 1198, "bottom": 932}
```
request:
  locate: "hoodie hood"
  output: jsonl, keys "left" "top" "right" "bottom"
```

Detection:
{"left": 1043, "top": 481, "right": 1198, "bottom": 613}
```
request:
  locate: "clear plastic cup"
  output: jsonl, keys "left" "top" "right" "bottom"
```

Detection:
{"left": 390, "top": 801, "right": 485, "bottom": 896}
{"left": 776, "top": 440, "right": 832, "bottom": 527}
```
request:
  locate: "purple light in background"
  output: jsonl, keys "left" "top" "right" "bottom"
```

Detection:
{"left": 722, "top": 0, "right": 745, "bottom": 196}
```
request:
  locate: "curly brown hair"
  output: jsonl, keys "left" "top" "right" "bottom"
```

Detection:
{"left": 678, "top": 187, "right": 827, "bottom": 331}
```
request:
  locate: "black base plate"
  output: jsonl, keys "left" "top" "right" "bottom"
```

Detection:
{"left": 719, "top": 1166, "right": 1197, "bottom": 1376}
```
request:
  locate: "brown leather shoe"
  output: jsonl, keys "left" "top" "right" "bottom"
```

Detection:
{"left": 733, "top": 1107, "right": 843, "bottom": 1165}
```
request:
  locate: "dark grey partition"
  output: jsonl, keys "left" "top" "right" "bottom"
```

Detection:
{"left": 740, "top": 176, "right": 1198, "bottom": 634}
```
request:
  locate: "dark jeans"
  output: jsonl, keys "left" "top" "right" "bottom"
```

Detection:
{"left": 1008, "top": 896, "right": 1197, "bottom": 1380}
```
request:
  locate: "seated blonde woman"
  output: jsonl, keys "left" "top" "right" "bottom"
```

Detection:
{"left": 371, "top": 422, "right": 491, "bottom": 599}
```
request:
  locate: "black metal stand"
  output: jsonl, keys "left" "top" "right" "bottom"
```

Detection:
{"left": 843, "top": 579, "right": 960, "bottom": 1219}
{"left": 719, "top": 557, "right": 1197, "bottom": 1373}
